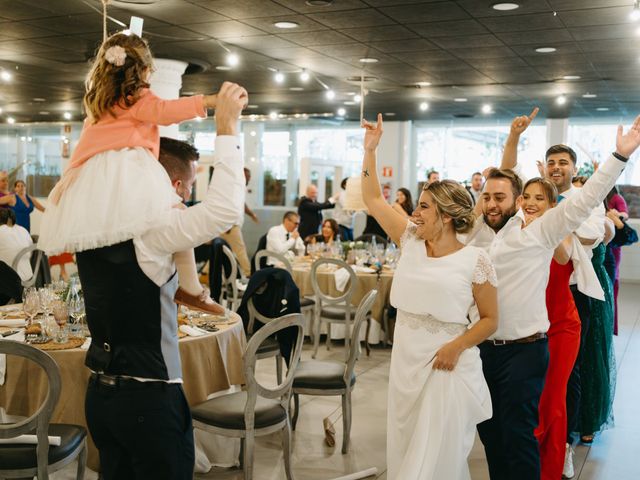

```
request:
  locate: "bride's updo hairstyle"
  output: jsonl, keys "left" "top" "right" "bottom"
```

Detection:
{"left": 424, "top": 180, "right": 476, "bottom": 234}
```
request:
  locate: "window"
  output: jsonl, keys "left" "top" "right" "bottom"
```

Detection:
{"left": 262, "top": 131, "right": 290, "bottom": 206}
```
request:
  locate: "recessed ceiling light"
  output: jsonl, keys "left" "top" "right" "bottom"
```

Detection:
{"left": 216, "top": 65, "right": 232, "bottom": 71}
{"left": 385, "top": 112, "right": 396, "bottom": 116}
{"left": 7, "top": 117, "right": 15, "bottom": 124}
{"left": 269, "top": 111, "right": 278, "bottom": 119}
{"left": 562, "top": 75, "right": 581, "bottom": 80}
{"left": 289, "top": 87, "right": 304, "bottom": 91}
{"left": 535, "top": 47, "right": 557, "bottom": 53}
{"left": 306, "top": 0, "right": 333, "bottom": 5}
{"left": 274, "top": 21, "right": 299, "bottom": 29}
{"left": 582, "top": 93, "right": 597, "bottom": 98}
{"left": 337, "top": 108, "right": 346, "bottom": 116}
{"left": 274, "top": 71, "right": 285, "bottom": 83}
{"left": 33, "top": 98, "right": 46, "bottom": 102}
{"left": 299, "top": 70, "right": 310, "bottom": 82}
{"left": 0, "top": 71, "right": 12, "bottom": 82}
{"left": 226, "top": 53, "right": 239, "bottom": 67}
{"left": 481, "top": 104, "right": 493, "bottom": 114}
{"left": 596, "top": 107, "right": 610, "bottom": 111}
{"left": 359, "top": 57, "right": 378, "bottom": 63}
{"left": 344, "top": 101, "right": 356, "bottom": 106}
{"left": 247, "top": 104, "right": 259, "bottom": 109}
{"left": 416, "top": 81, "right": 431, "bottom": 87}
{"left": 419, "top": 102, "right": 429, "bottom": 111}
{"left": 492, "top": 3, "right": 519, "bottom": 11}
{"left": 63, "top": 112, "right": 72, "bottom": 120}
{"left": 354, "top": 94, "right": 362, "bottom": 103}
{"left": 39, "top": 111, "right": 50, "bottom": 115}
{"left": 556, "top": 95, "right": 567, "bottom": 105}
{"left": 454, "top": 98, "right": 468, "bottom": 102}
{"left": 631, "top": 2, "right": 640, "bottom": 21}
{"left": 325, "top": 89, "right": 336, "bottom": 100}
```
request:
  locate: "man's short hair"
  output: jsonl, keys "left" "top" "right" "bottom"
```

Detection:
{"left": 546, "top": 144, "right": 577, "bottom": 164}
{"left": 0, "top": 208, "right": 16, "bottom": 226}
{"left": 158, "top": 137, "right": 199, "bottom": 182}
{"left": 486, "top": 168, "right": 523, "bottom": 197}
{"left": 472, "top": 172, "right": 482, "bottom": 178}
{"left": 283, "top": 211, "right": 298, "bottom": 222}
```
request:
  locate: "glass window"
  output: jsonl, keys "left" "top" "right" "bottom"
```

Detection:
{"left": 262, "top": 131, "right": 290, "bottom": 206}
{"left": 296, "top": 128, "right": 363, "bottom": 178}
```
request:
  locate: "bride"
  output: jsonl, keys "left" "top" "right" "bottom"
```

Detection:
{"left": 361, "top": 115, "right": 498, "bottom": 480}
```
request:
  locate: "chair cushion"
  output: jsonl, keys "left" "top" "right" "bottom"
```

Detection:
{"left": 0, "top": 424, "right": 86, "bottom": 470}
{"left": 192, "top": 391, "right": 286, "bottom": 430}
{"left": 293, "top": 360, "right": 355, "bottom": 390}
{"left": 299, "top": 297, "right": 315, "bottom": 308}
{"left": 320, "top": 306, "right": 350, "bottom": 320}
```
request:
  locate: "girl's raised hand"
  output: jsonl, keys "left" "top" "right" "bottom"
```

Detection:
{"left": 362, "top": 113, "right": 383, "bottom": 152}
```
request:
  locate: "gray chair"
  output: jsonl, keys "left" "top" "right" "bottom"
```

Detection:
{"left": 0, "top": 340, "right": 87, "bottom": 479}
{"left": 219, "top": 245, "right": 245, "bottom": 311}
{"left": 310, "top": 258, "right": 358, "bottom": 359}
{"left": 11, "top": 245, "right": 38, "bottom": 288}
{"left": 192, "top": 313, "right": 304, "bottom": 480}
{"left": 247, "top": 297, "right": 284, "bottom": 384}
{"left": 253, "top": 249, "right": 315, "bottom": 337}
{"left": 291, "top": 290, "right": 377, "bottom": 454}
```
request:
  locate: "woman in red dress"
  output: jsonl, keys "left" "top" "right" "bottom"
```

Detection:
{"left": 519, "top": 178, "right": 581, "bottom": 480}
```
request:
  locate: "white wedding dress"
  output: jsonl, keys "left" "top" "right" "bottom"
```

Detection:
{"left": 387, "top": 223, "right": 496, "bottom": 480}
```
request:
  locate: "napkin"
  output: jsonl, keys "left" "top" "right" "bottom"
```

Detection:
{"left": 334, "top": 268, "right": 350, "bottom": 292}
{"left": 81, "top": 338, "right": 92, "bottom": 351}
{"left": 0, "top": 435, "right": 61, "bottom": 446}
{"left": 0, "top": 320, "right": 25, "bottom": 328}
{"left": 179, "top": 325, "right": 208, "bottom": 337}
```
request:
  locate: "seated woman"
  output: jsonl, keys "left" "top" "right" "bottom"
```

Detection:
{"left": 0, "top": 208, "right": 34, "bottom": 282}
{"left": 391, "top": 188, "right": 414, "bottom": 218}
{"left": 306, "top": 218, "right": 339, "bottom": 245}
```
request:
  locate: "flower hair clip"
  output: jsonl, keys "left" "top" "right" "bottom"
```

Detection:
{"left": 104, "top": 45, "right": 127, "bottom": 66}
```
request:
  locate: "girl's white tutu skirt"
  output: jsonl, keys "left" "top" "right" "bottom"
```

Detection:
{"left": 38, "top": 147, "right": 181, "bottom": 255}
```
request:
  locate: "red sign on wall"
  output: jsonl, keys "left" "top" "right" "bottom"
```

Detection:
{"left": 382, "top": 166, "right": 393, "bottom": 177}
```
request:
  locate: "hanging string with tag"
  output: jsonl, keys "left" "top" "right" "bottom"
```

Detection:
{"left": 360, "top": 73, "right": 365, "bottom": 124}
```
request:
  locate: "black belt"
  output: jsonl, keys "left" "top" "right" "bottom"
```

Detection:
{"left": 485, "top": 332, "right": 547, "bottom": 346}
{"left": 90, "top": 372, "right": 167, "bottom": 389}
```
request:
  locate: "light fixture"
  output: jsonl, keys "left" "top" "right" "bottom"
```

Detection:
{"left": 343, "top": 101, "right": 356, "bottom": 106}
{"left": 306, "top": 0, "right": 333, "bottom": 5}
{"left": 535, "top": 47, "right": 557, "bottom": 53}
{"left": 269, "top": 111, "right": 278, "bottom": 119}
{"left": 454, "top": 98, "right": 468, "bottom": 102}
{"left": 33, "top": 98, "right": 45, "bottom": 102}
{"left": 562, "top": 75, "right": 581, "bottom": 80}
{"left": 226, "top": 53, "right": 239, "bottom": 67}
{"left": 247, "top": 104, "right": 259, "bottom": 109}
{"left": 39, "top": 111, "right": 50, "bottom": 115}
{"left": 299, "top": 69, "right": 310, "bottom": 82}
{"left": 556, "top": 95, "right": 567, "bottom": 105}
{"left": 274, "top": 21, "right": 299, "bottom": 29}
{"left": 596, "top": 107, "right": 610, "bottom": 111}
{"left": 385, "top": 112, "right": 396, "bottom": 116}
{"left": 0, "top": 71, "right": 12, "bottom": 82}
{"left": 631, "top": 0, "right": 640, "bottom": 21}
{"left": 337, "top": 107, "right": 346, "bottom": 116}
{"left": 354, "top": 94, "right": 362, "bottom": 103}
{"left": 325, "top": 89, "right": 336, "bottom": 100}
{"left": 250, "top": 131, "right": 256, "bottom": 136}
{"left": 482, "top": 104, "right": 493, "bottom": 114}
{"left": 289, "top": 87, "right": 304, "bottom": 91}
{"left": 274, "top": 71, "right": 285, "bottom": 83}
{"left": 63, "top": 112, "right": 72, "bottom": 120}
{"left": 416, "top": 81, "right": 431, "bottom": 87}
{"left": 359, "top": 57, "right": 379, "bottom": 63}
{"left": 582, "top": 93, "right": 597, "bottom": 98}
{"left": 419, "top": 102, "right": 429, "bottom": 111}
{"left": 0, "top": 107, "right": 2, "bottom": 114}
{"left": 216, "top": 66, "right": 232, "bottom": 71}
{"left": 7, "top": 117, "right": 15, "bottom": 124}
{"left": 492, "top": 3, "right": 519, "bottom": 11}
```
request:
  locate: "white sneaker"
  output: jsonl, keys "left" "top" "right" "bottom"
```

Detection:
{"left": 562, "top": 443, "right": 575, "bottom": 479}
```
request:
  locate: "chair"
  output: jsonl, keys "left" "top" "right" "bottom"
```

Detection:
{"left": 310, "top": 258, "right": 357, "bottom": 359}
{"left": 192, "top": 313, "right": 304, "bottom": 480}
{"left": 253, "top": 250, "right": 315, "bottom": 336}
{"left": 11, "top": 245, "right": 44, "bottom": 288}
{"left": 247, "top": 297, "right": 284, "bottom": 384}
{"left": 292, "top": 290, "right": 377, "bottom": 454}
{"left": 354, "top": 234, "right": 388, "bottom": 247}
{"left": 220, "top": 245, "right": 245, "bottom": 311}
{"left": 250, "top": 233, "right": 268, "bottom": 274}
{"left": 0, "top": 341, "right": 87, "bottom": 479}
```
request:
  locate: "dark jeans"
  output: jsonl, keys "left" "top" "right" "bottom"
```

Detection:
{"left": 86, "top": 379, "right": 195, "bottom": 480}
{"left": 566, "top": 286, "right": 591, "bottom": 444}
{"left": 478, "top": 339, "right": 549, "bottom": 480}
{"left": 338, "top": 225, "right": 353, "bottom": 241}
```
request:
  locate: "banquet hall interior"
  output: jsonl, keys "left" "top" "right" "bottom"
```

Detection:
{"left": 1, "top": 0, "right": 640, "bottom": 479}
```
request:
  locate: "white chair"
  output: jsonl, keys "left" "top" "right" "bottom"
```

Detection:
{"left": 192, "top": 313, "right": 304, "bottom": 480}
{"left": 219, "top": 245, "right": 245, "bottom": 311}
{"left": 11, "top": 245, "right": 41, "bottom": 288}
{"left": 0, "top": 340, "right": 87, "bottom": 479}
{"left": 310, "top": 257, "right": 357, "bottom": 359}
{"left": 247, "top": 297, "right": 284, "bottom": 384}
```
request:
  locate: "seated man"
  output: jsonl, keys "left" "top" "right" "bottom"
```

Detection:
{"left": 0, "top": 208, "right": 33, "bottom": 281}
{"left": 266, "top": 211, "right": 305, "bottom": 264}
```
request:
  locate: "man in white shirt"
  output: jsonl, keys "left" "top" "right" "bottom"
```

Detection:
{"left": 266, "top": 211, "right": 305, "bottom": 264}
{"left": 0, "top": 209, "right": 33, "bottom": 281}
{"left": 469, "top": 171, "right": 483, "bottom": 204}
{"left": 466, "top": 113, "right": 640, "bottom": 480}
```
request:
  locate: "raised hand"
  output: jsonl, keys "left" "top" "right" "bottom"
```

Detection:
{"left": 616, "top": 114, "right": 640, "bottom": 158}
{"left": 362, "top": 113, "right": 383, "bottom": 152}
{"left": 214, "top": 81, "right": 249, "bottom": 135}
{"left": 510, "top": 107, "right": 539, "bottom": 136}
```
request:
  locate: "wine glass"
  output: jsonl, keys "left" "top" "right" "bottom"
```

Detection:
{"left": 39, "top": 287, "right": 54, "bottom": 320}
{"left": 22, "top": 288, "right": 39, "bottom": 329}
{"left": 52, "top": 300, "right": 68, "bottom": 343}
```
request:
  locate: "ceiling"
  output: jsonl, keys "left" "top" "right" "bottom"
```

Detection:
{"left": 1, "top": 0, "right": 640, "bottom": 123}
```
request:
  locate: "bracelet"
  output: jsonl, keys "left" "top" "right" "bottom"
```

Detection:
{"left": 612, "top": 151, "right": 629, "bottom": 162}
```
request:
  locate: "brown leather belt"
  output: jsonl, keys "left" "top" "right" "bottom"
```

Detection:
{"left": 486, "top": 332, "right": 547, "bottom": 346}
{"left": 89, "top": 372, "right": 164, "bottom": 389}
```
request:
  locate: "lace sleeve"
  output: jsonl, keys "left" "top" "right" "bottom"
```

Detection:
{"left": 400, "top": 221, "right": 418, "bottom": 248}
{"left": 472, "top": 249, "right": 498, "bottom": 287}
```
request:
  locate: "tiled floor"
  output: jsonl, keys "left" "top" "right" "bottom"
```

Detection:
{"left": 53, "top": 283, "right": 640, "bottom": 479}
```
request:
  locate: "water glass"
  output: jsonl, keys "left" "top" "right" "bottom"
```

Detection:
{"left": 22, "top": 288, "right": 39, "bottom": 328}
{"left": 52, "top": 300, "right": 68, "bottom": 343}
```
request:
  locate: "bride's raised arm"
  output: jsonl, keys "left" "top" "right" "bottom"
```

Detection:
{"left": 362, "top": 114, "right": 410, "bottom": 246}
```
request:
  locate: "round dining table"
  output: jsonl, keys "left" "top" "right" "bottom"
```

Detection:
{"left": 0, "top": 311, "right": 246, "bottom": 471}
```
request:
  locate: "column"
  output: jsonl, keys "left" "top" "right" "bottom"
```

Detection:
{"left": 149, "top": 58, "right": 189, "bottom": 139}
{"left": 546, "top": 118, "right": 569, "bottom": 148}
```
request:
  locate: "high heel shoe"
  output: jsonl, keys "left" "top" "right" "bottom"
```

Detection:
{"left": 323, "top": 417, "right": 336, "bottom": 447}
{"left": 580, "top": 434, "right": 594, "bottom": 445}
